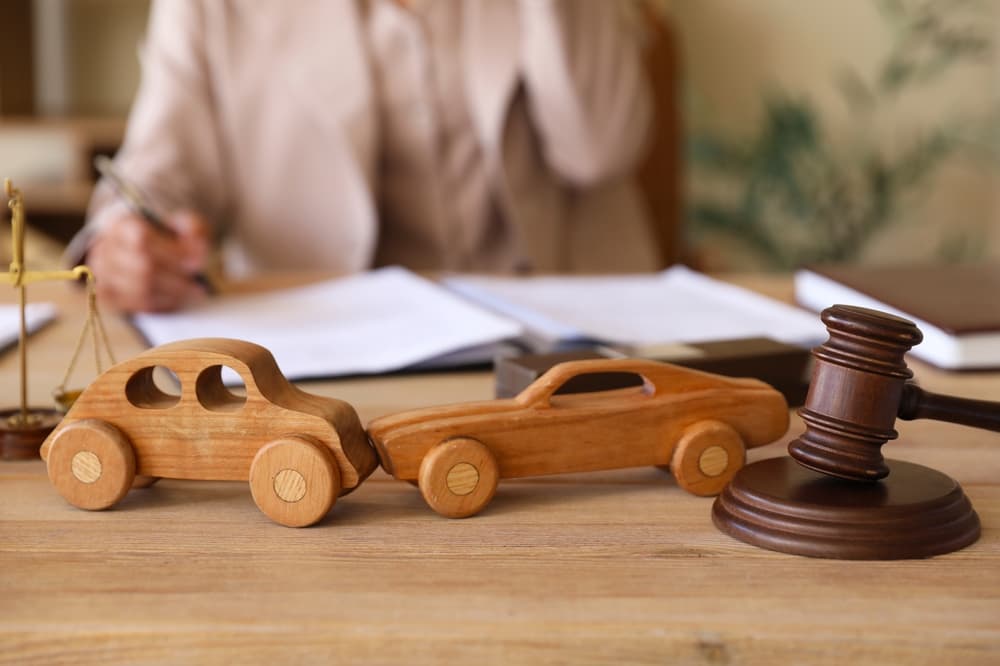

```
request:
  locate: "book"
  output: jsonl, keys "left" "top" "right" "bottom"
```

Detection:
{"left": 794, "top": 264, "right": 1000, "bottom": 370}
{"left": 132, "top": 266, "right": 827, "bottom": 381}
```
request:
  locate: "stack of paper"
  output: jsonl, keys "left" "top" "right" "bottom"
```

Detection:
{"left": 0, "top": 302, "right": 58, "bottom": 352}
{"left": 132, "top": 266, "right": 826, "bottom": 381}
{"left": 134, "top": 268, "right": 522, "bottom": 379}
{"left": 444, "top": 266, "right": 827, "bottom": 352}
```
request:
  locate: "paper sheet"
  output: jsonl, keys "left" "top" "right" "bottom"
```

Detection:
{"left": 444, "top": 266, "right": 827, "bottom": 350}
{"left": 0, "top": 302, "right": 58, "bottom": 352}
{"left": 133, "top": 267, "right": 523, "bottom": 380}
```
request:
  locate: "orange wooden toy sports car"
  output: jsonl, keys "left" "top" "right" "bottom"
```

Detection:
{"left": 368, "top": 358, "right": 789, "bottom": 518}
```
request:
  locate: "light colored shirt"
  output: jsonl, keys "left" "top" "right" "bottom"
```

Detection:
{"left": 80, "top": 1, "right": 656, "bottom": 278}
{"left": 368, "top": 0, "right": 510, "bottom": 270}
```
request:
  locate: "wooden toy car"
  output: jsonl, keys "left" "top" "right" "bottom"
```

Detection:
{"left": 40, "top": 338, "right": 378, "bottom": 527}
{"left": 368, "top": 358, "right": 789, "bottom": 518}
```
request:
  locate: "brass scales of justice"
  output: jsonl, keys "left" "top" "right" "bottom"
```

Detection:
{"left": 0, "top": 179, "right": 115, "bottom": 459}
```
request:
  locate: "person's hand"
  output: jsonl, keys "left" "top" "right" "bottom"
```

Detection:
{"left": 88, "top": 209, "right": 211, "bottom": 313}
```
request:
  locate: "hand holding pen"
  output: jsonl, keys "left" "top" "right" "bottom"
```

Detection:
{"left": 87, "top": 156, "right": 215, "bottom": 313}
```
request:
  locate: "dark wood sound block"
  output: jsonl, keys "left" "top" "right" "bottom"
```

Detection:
{"left": 0, "top": 408, "right": 61, "bottom": 460}
{"left": 712, "top": 456, "right": 980, "bottom": 560}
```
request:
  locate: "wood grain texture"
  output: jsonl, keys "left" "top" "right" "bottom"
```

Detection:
{"left": 714, "top": 456, "right": 980, "bottom": 559}
{"left": 791, "top": 305, "right": 1000, "bottom": 483}
{"left": 670, "top": 419, "right": 746, "bottom": 496}
{"left": 493, "top": 337, "right": 811, "bottom": 406}
{"left": 249, "top": 436, "right": 341, "bottom": 527}
{"left": 37, "top": 337, "right": 376, "bottom": 525}
{"left": 2, "top": 278, "right": 999, "bottom": 664}
{"left": 370, "top": 358, "right": 788, "bottom": 515}
{"left": 418, "top": 437, "right": 499, "bottom": 518}
{"left": 789, "top": 305, "right": 923, "bottom": 481}
{"left": 45, "top": 419, "right": 135, "bottom": 509}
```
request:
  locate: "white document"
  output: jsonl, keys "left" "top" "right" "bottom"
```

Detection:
{"left": 133, "top": 267, "right": 523, "bottom": 380}
{"left": 444, "top": 266, "right": 827, "bottom": 351}
{"left": 0, "top": 302, "right": 58, "bottom": 351}
{"left": 133, "top": 266, "right": 826, "bottom": 380}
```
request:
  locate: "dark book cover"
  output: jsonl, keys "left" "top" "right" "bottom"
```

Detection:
{"left": 804, "top": 264, "right": 1000, "bottom": 336}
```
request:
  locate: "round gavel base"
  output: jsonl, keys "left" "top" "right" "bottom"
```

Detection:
{"left": 0, "top": 408, "right": 61, "bottom": 460}
{"left": 712, "top": 456, "right": 980, "bottom": 560}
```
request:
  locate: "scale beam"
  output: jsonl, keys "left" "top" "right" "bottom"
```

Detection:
{"left": 3, "top": 179, "right": 113, "bottom": 450}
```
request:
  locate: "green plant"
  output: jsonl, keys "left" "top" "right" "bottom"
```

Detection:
{"left": 687, "top": 0, "right": 996, "bottom": 268}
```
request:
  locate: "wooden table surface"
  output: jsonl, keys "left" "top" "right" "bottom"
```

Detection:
{"left": 2, "top": 276, "right": 998, "bottom": 664}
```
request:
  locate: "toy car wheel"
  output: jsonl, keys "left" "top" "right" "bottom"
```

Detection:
{"left": 670, "top": 420, "right": 746, "bottom": 496}
{"left": 45, "top": 419, "right": 136, "bottom": 510}
{"left": 249, "top": 436, "right": 341, "bottom": 527}
{"left": 418, "top": 437, "right": 498, "bottom": 518}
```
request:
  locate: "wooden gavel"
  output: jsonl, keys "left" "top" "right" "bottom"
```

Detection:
{"left": 789, "top": 304, "right": 1000, "bottom": 482}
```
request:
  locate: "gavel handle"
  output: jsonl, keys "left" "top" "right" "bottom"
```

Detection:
{"left": 899, "top": 383, "right": 1000, "bottom": 432}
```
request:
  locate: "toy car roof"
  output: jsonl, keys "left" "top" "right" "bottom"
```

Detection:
{"left": 524, "top": 357, "right": 768, "bottom": 396}
{"left": 124, "top": 338, "right": 277, "bottom": 370}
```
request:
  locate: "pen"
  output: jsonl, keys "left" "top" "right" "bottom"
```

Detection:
{"left": 94, "top": 155, "right": 216, "bottom": 295}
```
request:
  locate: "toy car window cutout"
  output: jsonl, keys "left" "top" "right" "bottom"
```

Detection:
{"left": 550, "top": 371, "right": 646, "bottom": 397}
{"left": 545, "top": 371, "right": 654, "bottom": 408}
{"left": 196, "top": 365, "right": 248, "bottom": 413}
{"left": 125, "top": 365, "right": 181, "bottom": 409}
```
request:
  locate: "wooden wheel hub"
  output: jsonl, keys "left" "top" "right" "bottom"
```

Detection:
{"left": 46, "top": 419, "right": 135, "bottom": 511}
{"left": 446, "top": 462, "right": 479, "bottom": 495}
{"left": 273, "top": 468, "right": 307, "bottom": 503}
{"left": 671, "top": 420, "right": 746, "bottom": 496}
{"left": 249, "top": 437, "right": 340, "bottom": 527}
{"left": 71, "top": 451, "right": 102, "bottom": 483}
{"left": 418, "top": 438, "right": 499, "bottom": 518}
{"left": 697, "top": 445, "right": 729, "bottom": 477}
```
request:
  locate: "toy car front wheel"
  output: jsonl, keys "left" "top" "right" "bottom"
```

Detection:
{"left": 249, "top": 436, "right": 341, "bottom": 527}
{"left": 418, "top": 437, "right": 498, "bottom": 518}
{"left": 670, "top": 420, "right": 746, "bottom": 496}
{"left": 46, "top": 419, "right": 136, "bottom": 510}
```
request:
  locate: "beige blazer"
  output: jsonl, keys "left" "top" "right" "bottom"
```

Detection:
{"left": 86, "top": 0, "right": 658, "bottom": 276}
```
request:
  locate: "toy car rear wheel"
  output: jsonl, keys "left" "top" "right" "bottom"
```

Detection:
{"left": 249, "top": 436, "right": 340, "bottom": 527}
{"left": 670, "top": 420, "right": 746, "bottom": 496}
{"left": 46, "top": 419, "right": 136, "bottom": 510}
{"left": 418, "top": 437, "right": 498, "bottom": 518}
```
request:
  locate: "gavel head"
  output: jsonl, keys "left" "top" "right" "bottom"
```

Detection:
{"left": 788, "top": 305, "right": 923, "bottom": 482}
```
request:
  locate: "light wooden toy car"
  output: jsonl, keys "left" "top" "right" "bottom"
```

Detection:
{"left": 40, "top": 338, "right": 378, "bottom": 527}
{"left": 368, "top": 358, "right": 789, "bottom": 518}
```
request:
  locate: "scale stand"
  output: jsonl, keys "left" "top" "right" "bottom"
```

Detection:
{"left": 1, "top": 179, "right": 115, "bottom": 460}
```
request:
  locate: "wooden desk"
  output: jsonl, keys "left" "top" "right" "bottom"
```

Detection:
{"left": 2, "top": 277, "right": 999, "bottom": 664}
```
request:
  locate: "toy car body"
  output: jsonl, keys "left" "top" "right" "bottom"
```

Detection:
{"left": 368, "top": 358, "right": 789, "bottom": 518}
{"left": 40, "top": 338, "right": 377, "bottom": 527}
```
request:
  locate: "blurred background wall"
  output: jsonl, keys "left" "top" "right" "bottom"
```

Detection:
{"left": 659, "top": 0, "right": 1000, "bottom": 270}
{"left": 33, "top": 0, "right": 148, "bottom": 116}
{"left": 0, "top": 0, "right": 148, "bottom": 261}
{"left": 62, "top": 0, "right": 148, "bottom": 115}
{"left": 2, "top": 0, "right": 998, "bottom": 270}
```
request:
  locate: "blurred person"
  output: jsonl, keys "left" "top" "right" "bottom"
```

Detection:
{"left": 79, "top": 0, "right": 656, "bottom": 312}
